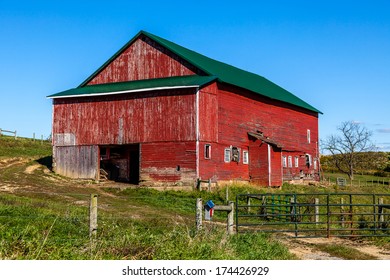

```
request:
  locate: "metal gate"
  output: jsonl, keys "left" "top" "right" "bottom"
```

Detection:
{"left": 236, "top": 193, "right": 390, "bottom": 238}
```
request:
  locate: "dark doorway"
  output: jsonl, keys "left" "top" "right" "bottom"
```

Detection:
{"left": 99, "top": 144, "right": 140, "bottom": 184}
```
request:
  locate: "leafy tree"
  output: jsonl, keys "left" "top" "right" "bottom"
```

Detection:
{"left": 321, "top": 121, "right": 375, "bottom": 179}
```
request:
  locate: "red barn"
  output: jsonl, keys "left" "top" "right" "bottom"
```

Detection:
{"left": 48, "top": 30, "right": 321, "bottom": 188}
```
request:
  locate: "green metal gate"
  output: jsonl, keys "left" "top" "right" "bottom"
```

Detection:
{"left": 236, "top": 193, "right": 390, "bottom": 238}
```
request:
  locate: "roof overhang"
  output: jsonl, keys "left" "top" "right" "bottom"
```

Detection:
{"left": 248, "top": 132, "right": 283, "bottom": 149}
{"left": 47, "top": 75, "right": 217, "bottom": 99}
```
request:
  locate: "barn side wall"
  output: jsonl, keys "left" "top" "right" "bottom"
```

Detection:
{"left": 199, "top": 83, "right": 319, "bottom": 186}
{"left": 140, "top": 141, "right": 196, "bottom": 186}
{"left": 52, "top": 89, "right": 196, "bottom": 146}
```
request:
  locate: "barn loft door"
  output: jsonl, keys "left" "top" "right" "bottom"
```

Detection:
{"left": 99, "top": 144, "right": 139, "bottom": 184}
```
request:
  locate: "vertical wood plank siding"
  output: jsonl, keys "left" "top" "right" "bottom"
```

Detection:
{"left": 87, "top": 36, "right": 203, "bottom": 85}
{"left": 52, "top": 89, "right": 196, "bottom": 145}
{"left": 53, "top": 145, "right": 98, "bottom": 179}
{"left": 197, "top": 83, "right": 319, "bottom": 184}
{"left": 52, "top": 34, "right": 319, "bottom": 186}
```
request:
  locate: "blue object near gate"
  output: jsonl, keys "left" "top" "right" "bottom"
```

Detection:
{"left": 206, "top": 200, "right": 215, "bottom": 209}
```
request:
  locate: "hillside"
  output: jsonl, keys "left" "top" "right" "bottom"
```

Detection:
{"left": 0, "top": 136, "right": 293, "bottom": 260}
{"left": 1, "top": 136, "right": 390, "bottom": 260}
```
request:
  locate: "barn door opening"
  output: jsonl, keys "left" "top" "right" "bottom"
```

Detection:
{"left": 99, "top": 144, "right": 139, "bottom": 184}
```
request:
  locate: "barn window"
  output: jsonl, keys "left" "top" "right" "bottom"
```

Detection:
{"left": 224, "top": 148, "right": 231, "bottom": 163}
{"left": 314, "top": 159, "right": 317, "bottom": 170}
{"left": 204, "top": 144, "right": 211, "bottom": 159}
{"left": 243, "top": 150, "right": 249, "bottom": 164}
{"left": 306, "top": 154, "right": 312, "bottom": 167}
{"left": 294, "top": 156, "right": 299, "bottom": 167}
{"left": 307, "top": 129, "right": 311, "bottom": 144}
{"left": 288, "top": 156, "right": 292, "bottom": 168}
{"left": 232, "top": 146, "right": 240, "bottom": 162}
{"left": 282, "top": 156, "right": 287, "bottom": 167}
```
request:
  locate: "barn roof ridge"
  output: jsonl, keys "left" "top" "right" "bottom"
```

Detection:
{"left": 48, "top": 75, "right": 217, "bottom": 99}
{"left": 75, "top": 30, "right": 321, "bottom": 113}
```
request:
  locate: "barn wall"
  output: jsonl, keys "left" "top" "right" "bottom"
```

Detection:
{"left": 87, "top": 36, "right": 204, "bottom": 85}
{"left": 198, "top": 83, "right": 319, "bottom": 185}
{"left": 52, "top": 89, "right": 197, "bottom": 146}
{"left": 140, "top": 141, "right": 196, "bottom": 185}
{"left": 198, "top": 82, "right": 218, "bottom": 143}
{"left": 53, "top": 145, "right": 98, "bottom": 179}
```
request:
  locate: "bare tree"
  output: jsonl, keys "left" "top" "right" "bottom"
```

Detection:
{"left": 322, "top": 121, "right": 374, "bottom": 179}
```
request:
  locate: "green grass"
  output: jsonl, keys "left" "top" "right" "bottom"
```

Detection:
{"left": 0, "top": 191, "right": 294, "bottom": 260}
{"left": 0, "top": 135, "right": 51, "bottom": 158}
{"left": 314, "top": 243, "right": 378, "bottom": 260}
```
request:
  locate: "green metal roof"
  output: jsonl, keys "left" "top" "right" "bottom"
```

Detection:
{"left": 48, "top": 75, "right": 217, "bottom": 98}
{"left": 55, "top": 30, "right": 321, "bottom": 113}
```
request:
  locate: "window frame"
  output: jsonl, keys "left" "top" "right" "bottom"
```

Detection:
{"left": 204, "top": 144, "right": 211, "bottom": 159}
{"left": 282, "top": 156, "right": 287, "bottom": 168}
{"left": 294, "top": 156, "right": 299, "bottom": 168}
{"left": 288, "top": 156, "right": 293, "bottom": 168}
{"left": 224, "top": 148, "right": 231, "bottom": 163}
{"left": 243, "top": 150, "right": 249, "bottom": 164}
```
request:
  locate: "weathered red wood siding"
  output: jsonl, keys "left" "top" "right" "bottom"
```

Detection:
{"left": 87, "top": 36, "right": 204, "bottom": 85}
{"left": 202, "top": 83, "right": 319, "bottom": 185}
{"left": 248, "top": 141, "right": 269, "bottom": 186}
{"left": 141, "top": 142, "right": 196, "bottom": 184}
{"left": 52, "top": 89, "right": 196, "bottom": 146}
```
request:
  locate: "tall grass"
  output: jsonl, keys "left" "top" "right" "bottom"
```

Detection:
{"left": 0, "top": 191, "right": 293, "bottom": 260}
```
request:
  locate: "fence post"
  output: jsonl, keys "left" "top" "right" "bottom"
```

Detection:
{"left": 89, "top": 194, "right": 98, "bottom": 238}
{"left": 341, "top": 197, "right": 344, "bottom": 226}
{"left": 314, "top": 198, "right": 319, "bottom": 225}
{"left": 196, "top": 198, "right": 203, "bottom": 232}
{"left": 379, "top": 197, "right": 384, "bottom": 225}
{"left": 228, "top": 201, "right": 234, "bottom": 235}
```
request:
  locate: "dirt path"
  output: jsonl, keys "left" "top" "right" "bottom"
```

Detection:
{"left": 278, "top": 234, "right": 390, "bottom": 260}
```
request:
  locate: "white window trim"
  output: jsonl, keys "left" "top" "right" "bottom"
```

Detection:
{"left": 243, "top": 150, "right": 249, "bottom": 164}
{"left": 288, "top": 156, "right": 292, "bottom": 168}
{"left": 307, "top": 129, "right": 311, "bottom": 144}
{"left": 282, "top": 156, "right": 287, "bottom": 168}
{"left": 224, "top": 148, "right": 231, "bottom": 163}
{"left": 294, "top": 156, "right": 299, "bottom": 168}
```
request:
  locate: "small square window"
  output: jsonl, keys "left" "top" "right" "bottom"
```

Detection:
{"left": 224, "top": 148, "right": 231, "bottom": 163}
{"left": 205, "top": 144, "right": 211, "bottom": 159}
{"left": 243, "top": 150, "right": 249, "bottom": 164}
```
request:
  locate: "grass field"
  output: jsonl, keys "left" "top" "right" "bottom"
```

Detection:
{"left": 0, "top": 136, "right": 293, "bottom": 260}
{"left": 1, "top": 135, "right": 390, "bottom": 260}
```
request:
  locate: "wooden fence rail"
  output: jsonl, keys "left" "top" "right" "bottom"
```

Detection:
{"left": 0, "top": 128, "right": 17, "bottom": 139}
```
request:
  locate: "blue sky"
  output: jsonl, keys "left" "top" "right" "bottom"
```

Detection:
{"left": 1, "top": 0, "right": 389, "bottom": 151}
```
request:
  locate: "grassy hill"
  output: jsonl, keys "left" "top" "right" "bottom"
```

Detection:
{"left": 0, "top": 136, "right": 293, "bottom": 260}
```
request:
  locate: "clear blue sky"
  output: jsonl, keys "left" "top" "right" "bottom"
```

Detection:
{"left": 1, "top": 0, "right": 389, "bottom": 151}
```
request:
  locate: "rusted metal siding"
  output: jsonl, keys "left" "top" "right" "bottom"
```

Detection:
{"left": 87, "top": 36, "right": 204, "bottom": 85}
{"left": 52, "top": 89, "right": 197, "bottom": 146}
{"left": 140, "top": 142, "right": 196, "bottom": 184}
{"left": 53, "top": 145, "right": 98, "bottom": 179}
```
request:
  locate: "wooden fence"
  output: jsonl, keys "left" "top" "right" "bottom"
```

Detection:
{"left": 0, "top": 128, "right": 17, "bottom": 139}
